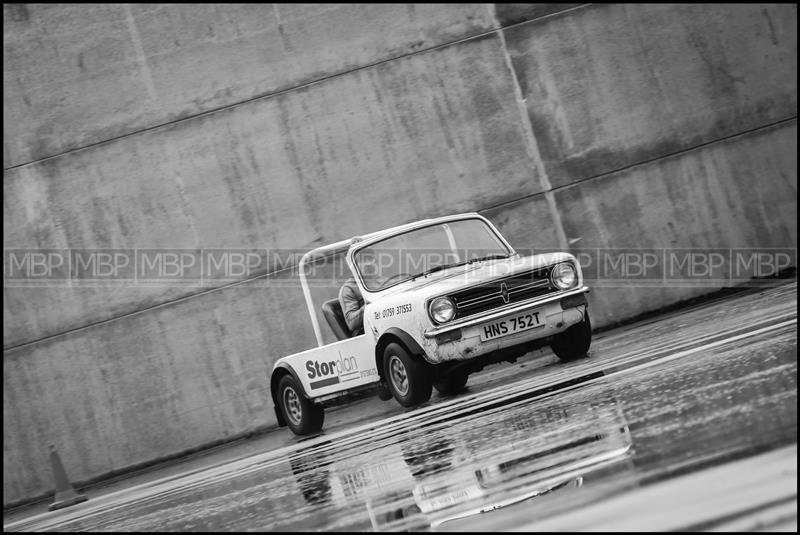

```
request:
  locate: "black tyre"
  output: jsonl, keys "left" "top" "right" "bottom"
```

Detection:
{"left": 383, "top": 342, "right": 432, "bottom": 407}
{"left": 278, "top": 375, "right": 324, "bottom": 435}
{"left": 433, "top": 372, "right": 469, "bottom": 396}
{"left": 551, "top": 311, "right": 592, "bottom": 361}
{"left": 377, "top": 384, "right": 393, "bottom": 401}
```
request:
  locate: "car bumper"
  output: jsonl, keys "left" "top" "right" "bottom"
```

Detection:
{"left": 421, "top": 287, "right": 589, "bottom": 364}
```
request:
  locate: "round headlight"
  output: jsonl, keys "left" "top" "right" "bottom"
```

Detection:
{"left": 429, "top": 296, "right": 456, "bottom": 324}
{"left": 551, "top": 262, "right": 577, "bottom": 290}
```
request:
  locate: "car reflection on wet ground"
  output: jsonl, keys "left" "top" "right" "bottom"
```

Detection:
{"left": 281, "top": 373, "right": 639, "bottom": 532}
{"left": 4, "top": 283, "right": 796, "bottom": 532}
{"left": 362, "top": 386, "right": 632, "bottom": 531}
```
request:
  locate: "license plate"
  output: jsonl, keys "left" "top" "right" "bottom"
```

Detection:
{"left": 479, "top": 310, "right": 545, "bottom": 341}
{"left": 414, "top": 485, "right": 483, "bottom": 513}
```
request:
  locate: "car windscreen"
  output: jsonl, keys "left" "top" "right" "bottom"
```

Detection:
{"left": 353, "top": 218, "right": 512, "bottom": 292}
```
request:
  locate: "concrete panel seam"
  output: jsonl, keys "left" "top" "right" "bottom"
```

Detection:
{"left": 3, "top": 4, "right": 592, "bottom": 173}
{"left": 478, "top": 115, "right": 799, "bottom": 215}
{"left": 2, "top": 268, "right": 273, "bottom": 354}
{"left": 122, "top": 4, "right": 158, "bottom": 102}
{"left": 489, "top": 4, "right": 569, "bottom": 251}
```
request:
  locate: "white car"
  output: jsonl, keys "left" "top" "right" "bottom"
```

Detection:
{"left": 270, "top": 213, "right": 591, "bottom": 435}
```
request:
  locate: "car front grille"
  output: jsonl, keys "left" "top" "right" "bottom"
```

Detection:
{"left": 450, "top": 266, "right": 556, "bottom": 320}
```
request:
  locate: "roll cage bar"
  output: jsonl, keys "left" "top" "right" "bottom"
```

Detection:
{"left": 297, "top": 213, "right": 513, "bottom": 347}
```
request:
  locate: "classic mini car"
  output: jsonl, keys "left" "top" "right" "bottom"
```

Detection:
{"left": 270, "top": 213, "right": 591, "bottom": 435}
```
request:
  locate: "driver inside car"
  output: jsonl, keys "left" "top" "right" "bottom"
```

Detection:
{"left": 339, "top": 249, "right": 383, "bottom": 336}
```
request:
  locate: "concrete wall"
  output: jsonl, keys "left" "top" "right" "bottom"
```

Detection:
{"left": 3, "top": 3, "right": 796, "bottom": 505}
{"left": 3, "top": 3, "right": 500, "bottom": 167}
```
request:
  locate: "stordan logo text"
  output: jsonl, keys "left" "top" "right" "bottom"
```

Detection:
{"left": 306, "top": 353, "right": 359, "bottom": 389}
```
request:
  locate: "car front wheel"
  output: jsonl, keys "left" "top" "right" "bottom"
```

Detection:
{"left": 550, "top": 311, "right": 592, "bottom": 361}
{"left": 383, "top": 342, "right": 432, "bottom": 407}
{"left": 278, "top": 375, "right": 324, "bottom": 435}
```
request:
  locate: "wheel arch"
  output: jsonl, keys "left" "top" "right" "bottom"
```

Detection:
{"left": 375, "top": 328, "right": 426, "bottom": 380}
{"left": 270, "top": 362, "right": 310, "bottom": 427}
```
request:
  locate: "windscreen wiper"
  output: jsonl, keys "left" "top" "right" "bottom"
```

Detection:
{"left": 466, "top": 253, "right": 510, "bottom": 264}
{"left": 412, "top": 254, "right": 509, "bottom": 281}
{"left": 412, "top": 259, "right": 471, "bottom": 281}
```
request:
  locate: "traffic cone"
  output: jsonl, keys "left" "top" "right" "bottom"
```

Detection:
{"left": 48, "top": 445, "right": 88, "bottom": 511}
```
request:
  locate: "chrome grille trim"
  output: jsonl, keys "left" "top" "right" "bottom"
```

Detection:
{"left": 458, "top": 279, "right": 549, "bottom": 307}
{"left": 451, "top": 267, "right": 555, "bottom": 319}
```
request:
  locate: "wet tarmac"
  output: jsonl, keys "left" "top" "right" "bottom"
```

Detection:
{"left": 5, "top": 282, "right": 797, "bottom": 531}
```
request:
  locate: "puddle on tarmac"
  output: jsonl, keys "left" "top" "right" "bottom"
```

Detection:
{"left": 286, "top": 373, "right": 637, "bottom": 531}
{"left": 43, "top": 332, "right": 795, "bottom": 532}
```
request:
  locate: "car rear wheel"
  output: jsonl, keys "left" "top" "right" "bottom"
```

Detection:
{"left": 551, "top": 311, "right": 592, "bottom": 361}
{"left": 278, "top": 375, "right": 324, "bottom": 435}
{"left": 383, "top": 342, "right": 432, "bottom": 407}
{"left": 433, "top": 372, "right": 469, "bottom": 396}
